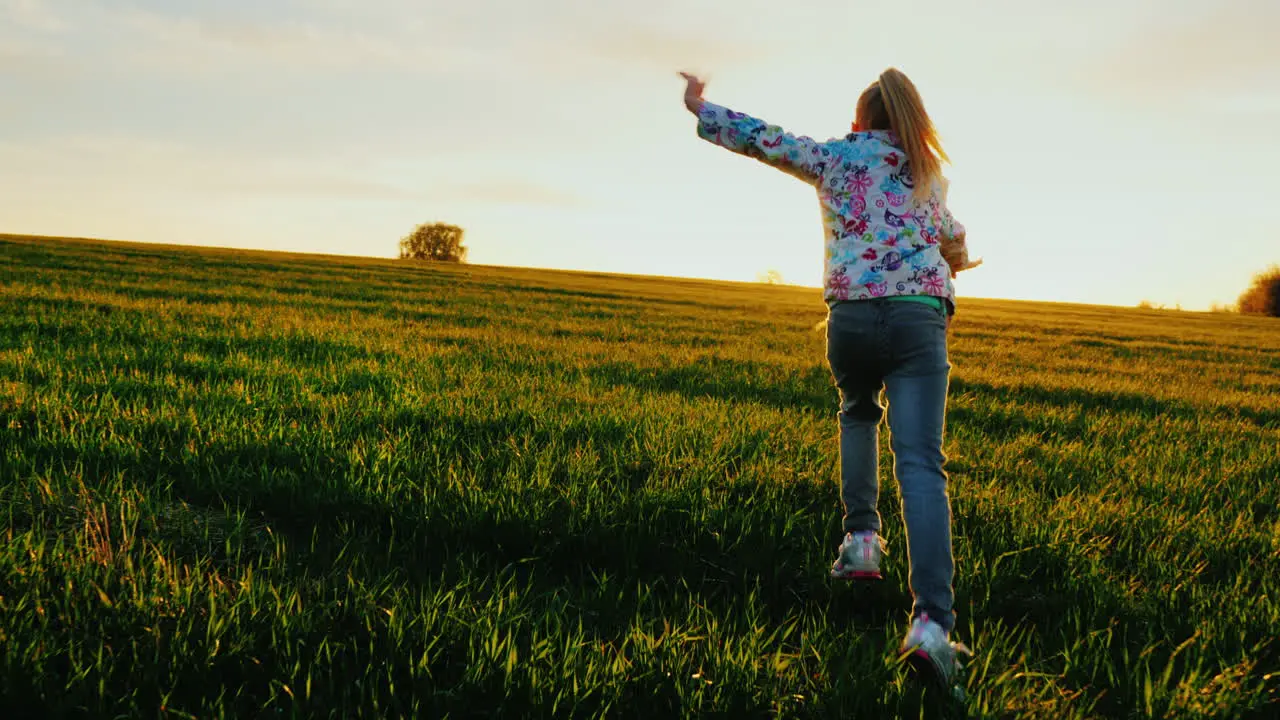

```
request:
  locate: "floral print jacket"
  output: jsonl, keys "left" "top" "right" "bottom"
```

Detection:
{"left": 694, "top": 101, "right": 968, "bottom": 312}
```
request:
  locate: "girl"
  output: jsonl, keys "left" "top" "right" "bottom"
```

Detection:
{"left": 679, "top": 68, "right": 977, "bottom": 689}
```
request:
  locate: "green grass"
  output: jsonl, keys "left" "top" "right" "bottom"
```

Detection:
{"left": 1, "top": 233, "right": 1278, "bottom": 719}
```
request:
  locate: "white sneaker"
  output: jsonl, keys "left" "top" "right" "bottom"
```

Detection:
{"left": 899, "top": 613, "right": 972, "bottom": 693}
{"left": 829, "top": 531, "right": 885, "bottom": 580}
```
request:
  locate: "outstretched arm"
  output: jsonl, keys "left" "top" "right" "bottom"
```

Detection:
{"left": 680, "top": 72, "right": 827, "bottom": 184}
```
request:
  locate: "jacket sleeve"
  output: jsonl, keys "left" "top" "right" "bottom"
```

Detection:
{"left": 940, "top": 207, "right": 966, "bottom": 246}
{"left": 935, "top": 178, "right": 972, "bottom": 274}
{"left": 935, "top": 177, "right": 966, "bottom": 244}
{"left": 695, "top": 101, "right": 828, "bottom": 184}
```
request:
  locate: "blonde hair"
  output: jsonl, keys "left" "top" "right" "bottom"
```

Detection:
{"left": 855, "top": 68, "right": 948, "bottom": 201}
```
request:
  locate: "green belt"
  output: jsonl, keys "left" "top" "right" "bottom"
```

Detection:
{"left": 829, "top": 295, "right": 945, "bottom": 311}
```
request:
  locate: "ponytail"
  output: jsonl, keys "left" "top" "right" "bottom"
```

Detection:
{"left": 876, "top": 68, "right": 948, "bottom": 201}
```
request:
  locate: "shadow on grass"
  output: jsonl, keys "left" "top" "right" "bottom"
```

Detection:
{"left": 582, "top": 359, "right": 835, "bottom": 417}
{"left": 950, "top": 377, "right": 1278, "bottom": 430}
{"left": 563, "top": 345, "right": 1278, "bottom": 435}
{"left": 571, "top": 354, "right": 1277, "bottom": 431}
{"left": 3, "top": 405, "right": 895, "bottom": 629}
{"left": 7, "top": 398, "right": 1266, "bottom": 718}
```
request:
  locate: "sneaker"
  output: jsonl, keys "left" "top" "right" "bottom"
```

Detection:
{"left": 899, "top": 613, "right": 972, "bottom": 694}
{"left": 829, "top": 531, "right": 885, "bottom": 580}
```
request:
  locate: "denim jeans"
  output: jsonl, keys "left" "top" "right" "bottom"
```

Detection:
{"left": 825, "top": 299, "right": 956, "bottom": 632}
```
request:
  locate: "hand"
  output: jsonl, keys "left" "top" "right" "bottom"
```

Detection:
{"left": 950, "top": 257, "right": 983, "bottom": 279}
{"left": 679, "top": 71, "right": 706, "bottom": 113}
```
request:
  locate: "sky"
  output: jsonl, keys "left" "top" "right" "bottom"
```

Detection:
{"left": 2, "top": 0, "right": 1279, "bottom": 310}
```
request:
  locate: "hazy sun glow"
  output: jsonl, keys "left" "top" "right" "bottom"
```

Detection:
{"left": 2, "top": 0, "right": 1278, "bottom": 310}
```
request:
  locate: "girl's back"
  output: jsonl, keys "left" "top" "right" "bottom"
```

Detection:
{"left": 694, "top": 106, "right": 966, "bottom": 309}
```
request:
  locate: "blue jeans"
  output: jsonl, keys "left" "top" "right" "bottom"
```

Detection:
{"left": 825, "top": 299, "right": 956, "bottom": 632}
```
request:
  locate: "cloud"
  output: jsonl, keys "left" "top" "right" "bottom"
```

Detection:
{"left": 578, "top": 25, "right": 768, "bottom": 71}
{"left": 1076, "top": 0, "right": 1280, "bottom": 112}
{"left": 0, "top": 0, "right": 65, "bottom": 32}
{"left": 201, "top": 174, "right": 425, "bottom": 201}
{"left": 0, "top": 1, "right": 485, "bottom": 77}
{"left": 0, "top": 39, "right": 58, "bottom": 64}
{"left": 0, "top": 134, "right": 424, "bottom": 201}
{"left": 508, "top": 0, "right": 779, "bottom": 76}
{"left": 438, "top": 180, "right": 585, "bottom": 207}
{"left": 113, "top": 7, "right": 472, "bottom": 73}
{"left": 0, "top": 0, "right": 67, "bottom": 68}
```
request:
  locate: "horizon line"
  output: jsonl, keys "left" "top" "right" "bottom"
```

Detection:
{"left": 0, "top": 231, "right": 1237, "bottom": 315}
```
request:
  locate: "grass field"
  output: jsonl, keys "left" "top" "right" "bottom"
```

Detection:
{"left": 1, "top": 233, "right": 1278, "bottom": 719}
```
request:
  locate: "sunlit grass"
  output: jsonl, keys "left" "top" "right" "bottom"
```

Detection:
{"left": 1, "top": 233, "right": 1278, "bottom": 718}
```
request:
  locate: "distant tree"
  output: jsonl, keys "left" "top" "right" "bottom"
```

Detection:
{"left": 399, "top": 222, "right": 467, "bottom": 263}
{"left": 756, "top": 269, "right": 785, "bottom": 285}
{"left": 1237, "top": 265, "right": 1280, "bottom": 317}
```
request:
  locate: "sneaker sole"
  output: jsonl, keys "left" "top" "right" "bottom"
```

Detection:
{"left": 902, "top": 647, "right": 950, "bottom": 689}
{"left": 830, "top": 569, "right": 882, "bottom": 580}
